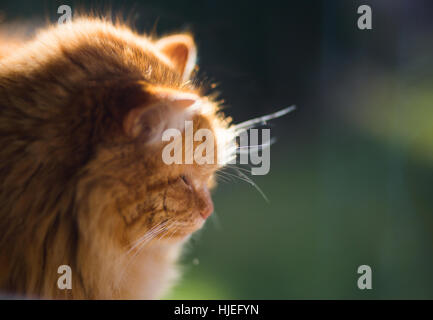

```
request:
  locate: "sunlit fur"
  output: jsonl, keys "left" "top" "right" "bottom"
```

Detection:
{"left": 0, "top": 17, "right": 235, "bottom": 299}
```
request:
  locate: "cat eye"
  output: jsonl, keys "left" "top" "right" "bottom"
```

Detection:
{"left": 180, "top": 175, "right": 192, "bottom": 188}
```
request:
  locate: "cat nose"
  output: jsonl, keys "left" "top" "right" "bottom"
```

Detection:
{"left": 198, "top": 187, "right": 213, "bottom": 219}
{"left": 200, "top": 200, "right": 213, "bottom": 219}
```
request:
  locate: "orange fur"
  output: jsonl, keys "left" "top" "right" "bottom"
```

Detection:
{"left": 0, "top": 17, "right": 233, "bottom": 299}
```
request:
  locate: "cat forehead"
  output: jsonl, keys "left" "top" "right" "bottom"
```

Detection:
{"left": 33, "top": 19, "right": 185, "bottom": 85}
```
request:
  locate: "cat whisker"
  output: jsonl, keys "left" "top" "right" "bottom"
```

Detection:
{"left": 235, "top": 138, "right": 276, "bottom": 155}
{"left": 125, "top": 219, "right": 170, "bottom": 256}
{"left": 233, "top": 105, "right": 296, "bottom": 133}
{"left": 235, "top": 142, "right": 273, "bottom": 150}
{"left": 214, "top": 172, "right": 231, "bottom": 183}
{"left": 118, "top": 219, "right": 173, "bottom": 285}
{"left": 123, "top": 219, "right": 175, "bottom": 270}
{"left": 224, "top": 164, "right": 251, "bottom": 174}
{"left": 166, "top": 225, "right": 180, "bottom": 242}
{"left": 216, "top": 170, "right": 235, "bottom": 182}
{"left": 120, "top": 220, "right": 169, "bottom": 279}
{"left": 220, "top": 168, "right": 269, "bottom": 203}
{"left": 154, "top": 222, "right": 177, "bottom": 242}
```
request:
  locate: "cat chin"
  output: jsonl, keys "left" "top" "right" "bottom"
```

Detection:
{"left": 161, "top": 217, "right": 206, "bottom": 242}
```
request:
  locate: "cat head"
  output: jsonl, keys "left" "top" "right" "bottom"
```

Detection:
{"left": 5, "top": 19, "right": 237, "bottom": 250}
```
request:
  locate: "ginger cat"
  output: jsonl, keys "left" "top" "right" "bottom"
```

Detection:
{"left": 0, "top": 17, "right": 235, "bottom": 299}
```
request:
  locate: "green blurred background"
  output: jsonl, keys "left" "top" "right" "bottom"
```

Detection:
{"left": 2, "top": 0, "right": 433, "bottom": 299}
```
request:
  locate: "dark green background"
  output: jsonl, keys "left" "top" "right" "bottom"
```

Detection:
{"left": 2, "top": 0, "right": 433, "bottom": 299}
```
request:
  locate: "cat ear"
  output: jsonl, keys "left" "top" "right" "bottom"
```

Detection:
{"left": 156, "top": 34, "right": 197, "bottom": 81}
{"left": 123, "top": 90, "right": 198, "bottom": 143}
